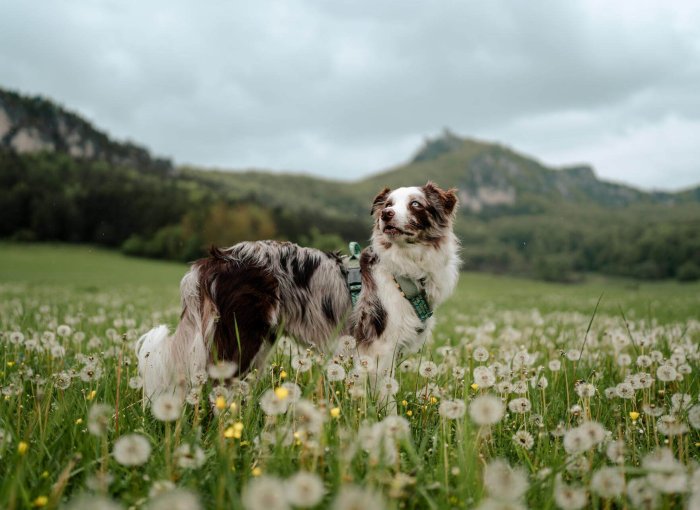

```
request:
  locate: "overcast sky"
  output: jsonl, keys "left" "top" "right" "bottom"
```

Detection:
{"left": 1, "top": 1, "right": 699, "bottom": 190}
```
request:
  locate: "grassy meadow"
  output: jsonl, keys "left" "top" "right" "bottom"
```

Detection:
{"left": 1, "top": 243, "right": 699, "bottom": 509}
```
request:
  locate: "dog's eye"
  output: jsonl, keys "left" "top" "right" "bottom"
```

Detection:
{"left": 410, "top": 200, "right": 422, "bottom": 208}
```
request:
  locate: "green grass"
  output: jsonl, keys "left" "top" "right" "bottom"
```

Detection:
{"left": 0, "top": 244, "right": 698, "bottom": 509}
{"left": 0, "top": 243, "right": 185, "bottom": 288}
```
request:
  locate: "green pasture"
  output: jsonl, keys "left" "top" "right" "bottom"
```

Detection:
{"left": 0, "top": 243, "right": 698, "bottom": 510}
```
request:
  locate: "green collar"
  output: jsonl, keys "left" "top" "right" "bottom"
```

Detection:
{"left": 343, "top": 242, "right": 433, "bottom": 323}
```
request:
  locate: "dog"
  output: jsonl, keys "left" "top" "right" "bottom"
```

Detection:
{"left": 137, "top": 182, "right": 460, "bottom": 400}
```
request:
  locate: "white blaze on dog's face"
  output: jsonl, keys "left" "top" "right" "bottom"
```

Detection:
{"left": 371, "top": 182, "right": 458, "bottom": 247}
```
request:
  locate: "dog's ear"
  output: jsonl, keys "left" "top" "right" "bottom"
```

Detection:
{"left": 370, "top": 187, "right": 391, "bottom": 215}
{"left": 423, "top": 181, "right": 458, "bottom": 218}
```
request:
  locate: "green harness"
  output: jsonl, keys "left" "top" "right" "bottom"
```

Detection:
{"left": 344, "top": 242, "right": 433, "bottom": 323}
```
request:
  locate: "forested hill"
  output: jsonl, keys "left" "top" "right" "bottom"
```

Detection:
{"left": 0, "top": 88, "right": 172, "bottom": 175}
{"left": 1, "top": 86, "right": 699, "bottom": 282}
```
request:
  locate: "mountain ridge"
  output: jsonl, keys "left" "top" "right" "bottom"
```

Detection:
{"left": 0, "top": 87, "right": 172, "bottom": 175}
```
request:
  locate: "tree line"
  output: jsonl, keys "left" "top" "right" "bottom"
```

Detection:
{"left": 1, "top": 150, "right": 698, "bottom": 282}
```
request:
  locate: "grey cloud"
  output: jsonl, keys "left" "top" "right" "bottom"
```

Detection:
{"left": 0, "top": 0, "right": 698, "bottom": 188}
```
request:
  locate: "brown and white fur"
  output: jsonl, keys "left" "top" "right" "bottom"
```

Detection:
{"left": 137, "top": 182, "right": 460, "bottom": 400}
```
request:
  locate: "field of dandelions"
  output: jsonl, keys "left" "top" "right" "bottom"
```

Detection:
{"left": 1, "top": 244, "right": 700, "bottom": 510}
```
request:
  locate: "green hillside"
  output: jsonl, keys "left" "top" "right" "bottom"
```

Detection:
{"left": 1, "top": 86, "right": 699, "bottom": 282}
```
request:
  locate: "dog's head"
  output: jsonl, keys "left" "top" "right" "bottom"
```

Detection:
{"left": 371, "top": 182, "right": 458, "bottom": 247}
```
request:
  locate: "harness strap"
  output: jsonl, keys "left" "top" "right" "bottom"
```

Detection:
{"left": 345, "top": 242, "right": 362, "bottom": 306}
{"left": 393, "top": 275, "right": 433, "bottom": 323}
{"left": 343, "top": 242, "right": 433, "bottom": 323}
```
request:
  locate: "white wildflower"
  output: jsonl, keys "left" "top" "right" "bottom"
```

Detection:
{"left": 590, "top": 467, "right": 625, "bottom": 498}
{"left": 688, "top": 404, "right": 700, "bottom": 429}
{"left": 483, "top": 459, "right": 529, "bottom": 502}
{"left": 508, "top": 398, "right": 532, "bottom": 414}
{"left": 656, "top": 364, "right": 677, "bottom": 382}
{"left": 438, "top": 399, "right": 466, "bottom": 420}
{"left": 606, "top": 439, "right": 625, "bottom": 464}
{"left": 174, "top": 443, "right": 206, "bottom": 469}
{"left": 326, "top": 363, "right": 346, "bottom": 382}
{"left": 88, "top": 403, "right": 112, "bottom": 436}
{"left": 285, "top": 471, "right": 325, "bottom": 507}
{"left": 242, "top": 475, "right": 289, "bottom": 510}
{"left": 260, "top": 389, "right": 290, "bottom": 416}
{"left": 418, "top": 360, "right": 438, "bottom": 379}
{"left": 626, "top": 478, "right": 658, "bottom": 509}
{"left": 207, "top": 361, "right": 237, "bottom": 380}
{"left": 331, "top": 485, "right": 385, "bottom": 510}
{"left": 554, "top": 477, "right": 588, "bottom": 510}
{"left": 657, "top": 414, "right": 689, "bottom": 436}
{"left": 469, "top": 395, "right": 505, "bottom": 425}
{"left": 291, "top": 355, "right": 313, "bottom": 373}
{"left": 151, "top": 394, "right": 182, "bottom": 422}
{"left": 147, "top": 488, "right": 202, "bottom": 510}
{"left": 563, "top": 427, "right": 593, "bottom": 455}
{"left": 473, "top": 366, "right": 496, "bottom": 388}
{"left": 473, "top": 347, "right": 490, "bottom": 362}
{"left": 512, "top": 430, "right": 534, "bottom": 450}
{"left": 113, "top": 434, "right": 151, "bottom": 466}
{"left": 575, "top": 383, "right": 595, "bottom": 398}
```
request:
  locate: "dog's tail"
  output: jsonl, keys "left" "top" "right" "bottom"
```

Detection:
{"left": 136, "top": 266, "right": 218, "bottom": 401}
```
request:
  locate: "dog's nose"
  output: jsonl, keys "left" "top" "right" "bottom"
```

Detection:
{"left": 381, "top": 208, "right": 395, "bottom": 221}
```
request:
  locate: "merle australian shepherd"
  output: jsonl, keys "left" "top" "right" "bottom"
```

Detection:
{"left": 137, "top": 182, "right": 460, "bottom": 399}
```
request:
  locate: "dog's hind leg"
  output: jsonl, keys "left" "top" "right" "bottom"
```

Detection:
{"left": 204, "top": 255, "right": 280, "bottom": 377}
{"left": 137, "top": 266, "right": 216, "bottom": 401}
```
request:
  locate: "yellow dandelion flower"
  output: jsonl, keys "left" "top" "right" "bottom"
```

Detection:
{"left": 274, "top": 386, "right": 289, "bottom": 400}
{"left": 330, "top": 407, "right": 341, "bottom": 418}
{"left": 234, "top": 422, "right": 244, "bottom": 432}
{"left": 430, "top": 396, "right": 438, "bottom": 404}
{"left": 224, "top": 427, "right": 236, "bottom": 439}
{"left": 86, "top": 390, "right": 97, "bottom": 401}
{"left": 401, "top": 400, "right": 408, "bottom": 406}
{"left": 406, "top": 410, "right": 413, "bottom": 417}
{"left": 75, "top": 418, "right": 83, "bottom": 425}
{"left": 229, "top": 402, "right": 237, "bottom": 412}
{"left": 7, "top": 361, "right": 15, "bottom": 367}
{"left": 18, "top": 441, "right": 28, "bottom": 455}
{"left": 33, "top": 496, "right": 48, "bottom": 507}
{"left": 470, "top": 383, "right": 479, "bottom": 391}
{"left": 215, "top": 396, "right": 226, "bottom": 410}
{"left": 280, "top": 370, "right": 288, "bottom": 379}
{"left": 629, "top": 411, "right": 640, "bottom": 421}
{"left": 252, "top": 467, "right": 262, "bottom": 476}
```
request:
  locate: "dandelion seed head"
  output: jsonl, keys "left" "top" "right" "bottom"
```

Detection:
{"left": 207, "top": 361, "right": 237, "bottom": 380}
{"left": 512, "top": 430, "right": 534, "bottom": 450}
{"left": 331, "top": 485, "right": 385, "bottom": 510}
{"left": 590, "top": 467, "right": 625, "bottom": 498}
{"left": 88, "top": 403, "right": 112, "bottom": 437}
{"left": 113, "top": 433, "right": 151, "bottom": 466}
{"left": 174, "top": 443, "right": 206, "bottom": 469}
{"left": 242, "top": 475, "right": 289, "bottom": 510}
{"left": 147, "top": 488, "right": 202, "bottom": 510}
{"left": 151, "top": 394, "right": 182, "bottom": 422}
{"left": 285, "top": 471, "right": 325, "bottom": 508}
{"left": 469, "top": 395, "right": 505, "bottom": 426}
{"left": 438, "top": 399, "right": 466, "bottom": 420}
{"left": 483, "top": 459, "right": 529, "bottom": 502}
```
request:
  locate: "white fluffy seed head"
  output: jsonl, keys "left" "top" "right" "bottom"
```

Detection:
{"left": 113, "top": 433, "right": 151, "bottom": 467}
{"left": 469, "top": 395, "right": 505, "bottom": 426}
